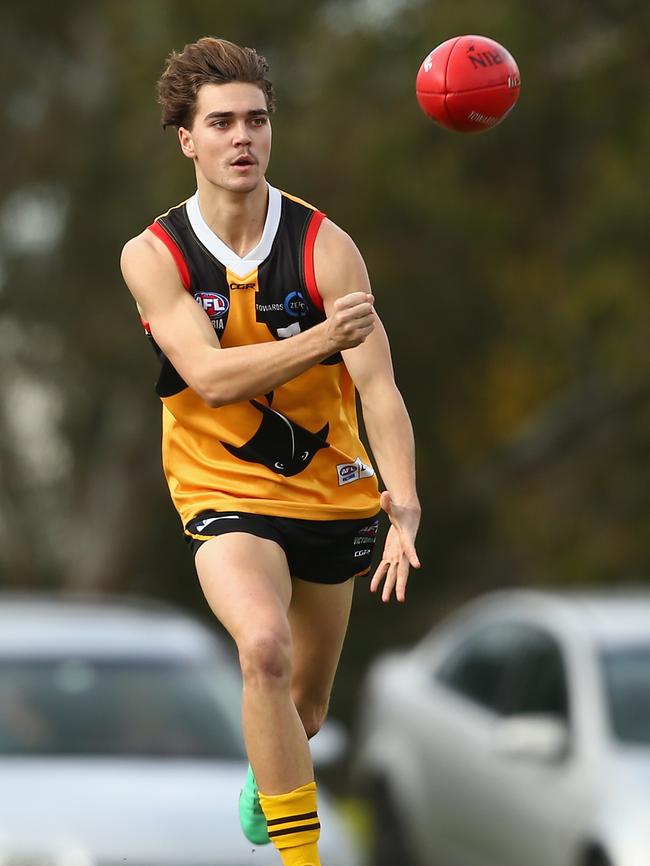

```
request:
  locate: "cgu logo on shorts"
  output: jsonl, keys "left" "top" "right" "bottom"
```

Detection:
{"left": 336, "top": 457, "right": 375, "bottom": 486}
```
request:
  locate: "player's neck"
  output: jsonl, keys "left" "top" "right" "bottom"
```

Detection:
{"left": 196, "top": 180, "right": 269, "bottom": 258}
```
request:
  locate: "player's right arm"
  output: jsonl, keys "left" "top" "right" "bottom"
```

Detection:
{"left": 120, "top": 230, "right": 375, "bottom": 406}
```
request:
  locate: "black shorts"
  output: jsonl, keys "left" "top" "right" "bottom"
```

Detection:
{"left": 184, "top": 511, "right": 381, "bottom": 585}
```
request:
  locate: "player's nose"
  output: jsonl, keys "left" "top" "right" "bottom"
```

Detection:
{"left": 232, "top": 122, "right": 252, "bottom": 145}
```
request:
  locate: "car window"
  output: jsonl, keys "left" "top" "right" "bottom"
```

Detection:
{"left": 0, "top": 657, "right": 246, "bottom": 759}
{"left": 436, "top": 621, "right": 570, "bottom": 721}
{"left": 499, "top": 630, "right": 570, "bottom": 721}
{"left": 600, "top": 645, "right": 650, "bottom": 746}
{"left": 436, "top": 622, "right": 534, "bottom": 713}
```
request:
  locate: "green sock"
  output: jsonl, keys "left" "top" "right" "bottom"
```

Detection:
{"left": 239, "top": 764, "right": 271, "bottom": 845}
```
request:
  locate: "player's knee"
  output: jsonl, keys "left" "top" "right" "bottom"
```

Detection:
{"left": 238, "top": 627, "right": 292, "bottom": 685}
{"left": 295, "top": 696, "right": 329, "bottom": 739}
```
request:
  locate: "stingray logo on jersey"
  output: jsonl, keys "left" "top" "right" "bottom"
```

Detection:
{"left": 336, "top": 456, "right": 375, "bottom": 486}
{"left": 195, "top": 292, "right": 229, "bottom": 331}
{"left": 284, "top": 291, "right": 308, "bottom": 318}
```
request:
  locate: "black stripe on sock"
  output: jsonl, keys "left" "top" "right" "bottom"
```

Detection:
{"left": 268, "top": 821, "right": 321, "bottom": 838}
{"left": 266, "top": 811, "right": 319, "bottom": 827}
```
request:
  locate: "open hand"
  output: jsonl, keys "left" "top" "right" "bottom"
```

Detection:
{"left": 370, "top": 491, "right": 421, "bottom": 603}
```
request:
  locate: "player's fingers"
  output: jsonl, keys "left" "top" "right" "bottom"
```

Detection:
{"left": 342, "top": 304, "right": 374, "bottom": 323}
{"left": 338, "top": 307, "right": 374, "bottom": 338}
{"left": 381, "top": 495, "right": 420, "bottom": 569}
{"left": 349, "top": 312, "right": 374, "bottom": 329}
{"left": 336, "top": 320, "right": 374, "bottom": 349}
{"left": 386, "top": 517, "right": 419, "bottom": 570}
{"left": 356, "top": 313, "right": 375, "bottom": 329}
{"left": 403, "top": 538, "right": 421, "bottom": 569}
{"left": 370, "top": 559, "right": 389, "bottom": 593}
{"left": 334, "top": 292, "right": 374, "bottom": 312}
{"left": 395, "top": 554, "right": 410, "bottom": 603}
{"left": 381, "top": 562, "right": 399, "bottom": 603}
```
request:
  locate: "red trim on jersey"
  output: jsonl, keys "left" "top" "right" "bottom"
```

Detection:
{"left": 147, "top": 221, "right": 191, "bottom": 290}
{"left": 304, "top": 210, "right": 326, "bottom": 312}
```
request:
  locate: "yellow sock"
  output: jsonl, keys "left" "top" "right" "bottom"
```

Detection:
{"left": 258, "top": 780, "right": 321, "bottom": 866}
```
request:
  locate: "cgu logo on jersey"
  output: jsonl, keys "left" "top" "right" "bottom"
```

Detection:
{"left": 195, "top": 292, "right": 229, "bottom": 331}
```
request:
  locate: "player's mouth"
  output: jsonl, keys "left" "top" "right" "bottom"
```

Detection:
{"left": 231, "top": 154, "right": 256, "bottom": 169}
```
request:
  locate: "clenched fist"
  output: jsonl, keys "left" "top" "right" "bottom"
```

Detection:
{"left": 324, "top": 292, "right": 375, "bottom": 352}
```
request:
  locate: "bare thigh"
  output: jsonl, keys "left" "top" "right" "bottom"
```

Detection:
{"left": 194, "top": 533, "right": 292, "bottom": 643}
{"left": 288, "top": 576, "right": 355, "bottom": 717}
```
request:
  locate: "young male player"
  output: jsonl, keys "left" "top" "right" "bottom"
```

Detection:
{"left": 120, "top": 37, "right": 420, "bottom": 866}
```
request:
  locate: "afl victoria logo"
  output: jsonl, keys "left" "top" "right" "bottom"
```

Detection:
{"left": 195, "top": 292, "right": 229, "bottom": 319}
{"left": 336, "top": 456, "right": 375, "bottom": 486}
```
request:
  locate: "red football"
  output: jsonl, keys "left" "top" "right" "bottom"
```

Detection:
{"left": 416, "top": 35, "right": 521, "bottom": 133}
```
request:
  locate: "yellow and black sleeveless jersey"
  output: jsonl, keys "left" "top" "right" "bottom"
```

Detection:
{"left": 143, "top": 184, "right": 380, "bottom": 526}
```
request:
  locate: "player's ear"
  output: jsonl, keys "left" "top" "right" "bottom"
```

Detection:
{"left": 178, "top": 127, "right": 196, "bottom": 159}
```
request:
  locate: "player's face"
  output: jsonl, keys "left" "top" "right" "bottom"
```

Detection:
{"left": 179, "top": 82, "right": 272, "bottom": 193}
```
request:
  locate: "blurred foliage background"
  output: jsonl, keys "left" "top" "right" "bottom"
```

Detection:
{"left": 1, "top": 0, "right": 649, "bottom": 725}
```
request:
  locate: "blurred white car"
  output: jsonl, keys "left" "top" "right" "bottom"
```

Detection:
{"left": 0, "top": 593, "right": 362, "bottom": 866}
{"left": 352, "top": 589, "right": 650, "bottom": 866}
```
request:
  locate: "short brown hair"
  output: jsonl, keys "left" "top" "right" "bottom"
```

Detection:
{"left": 157, "top": 37, "right": 276, "bottom": 129}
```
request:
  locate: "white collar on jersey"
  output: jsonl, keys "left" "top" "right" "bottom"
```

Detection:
{"left": 185, "top": 183, "right": 282, "bottom": 279}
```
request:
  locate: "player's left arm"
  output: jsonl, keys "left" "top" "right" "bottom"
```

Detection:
{"left": 314, "top": 218, "right": 421, "bottom": 603}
